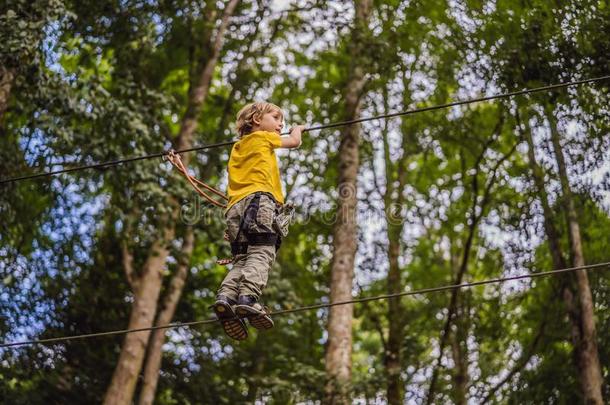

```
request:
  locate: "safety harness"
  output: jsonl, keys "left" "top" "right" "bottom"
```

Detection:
{"left": 230, "top": 192, "right": 281, "bottom": 256}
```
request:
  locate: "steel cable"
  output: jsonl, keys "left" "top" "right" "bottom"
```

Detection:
{"left": 2, "top": 261, "right": 608, "bottom": 349}
{"left": 1, "top": 75, "right": 608, "bottom": 185}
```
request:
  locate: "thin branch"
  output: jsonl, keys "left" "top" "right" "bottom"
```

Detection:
{"left": 481, "top": 317, "right": 547, "bottom": 403}
{"left": 426, "top": 112, "right": 511, "bottom": 404}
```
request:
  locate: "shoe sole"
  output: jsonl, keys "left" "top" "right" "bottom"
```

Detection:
{"left": 235, "top": 305, "right": 274, "bottom": 330}
{"left": 213, "top": 302, "right": 248, "bottom": 340}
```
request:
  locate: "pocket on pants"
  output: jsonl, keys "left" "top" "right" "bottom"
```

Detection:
{"left": 252, "top": 194, "right": 276, "bottom": 233}
{"left": 225, "top": 204, "right": 243, "bottom": 241}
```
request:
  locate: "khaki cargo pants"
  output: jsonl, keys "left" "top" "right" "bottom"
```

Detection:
{"left": 218, "top": 193, "right": 279, "bottom": 301}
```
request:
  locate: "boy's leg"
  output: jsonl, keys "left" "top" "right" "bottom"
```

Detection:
{"left": 239, "top": 193, "right": 278, "bottom": 298}
{"left": 235, "top": 194, "right": 278, "bottom": 329}
{"left": 235, "top": 248, "right": 275, "bottom": 330}
{"left": 238, "top": 245, "right": 275, "bottom": 298}
{"left": 213, "top": 255, "right": 249, "bottom": 340}
{"left": 216, "top": 255, "right": 245, "bottom": 302}
{"left": 213, "top": 199, "right": 251, "bottom": 340}
{"left": 216, "top": 196, "right": 252, "bottom": 302}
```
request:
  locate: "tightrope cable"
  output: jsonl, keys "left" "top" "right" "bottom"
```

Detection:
{"left": 2, "top": 261, "right": 608, "bottom": 349}
{"left": 1, "top": 75, "right": 608, "bottom": 185}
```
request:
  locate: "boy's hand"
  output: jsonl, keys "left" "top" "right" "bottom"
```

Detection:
{"left": 281, "top": 124, "right": 305, "bottom": 148}
{"left": 290, "top": 125, "right": 306, "bottom": 134}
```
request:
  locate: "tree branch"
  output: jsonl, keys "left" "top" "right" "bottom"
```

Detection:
{"left": 426, "top": 112, "right": 512, "bottom": 404}
{"left": 481, "top": 317, "right": 547, "bottom": 403}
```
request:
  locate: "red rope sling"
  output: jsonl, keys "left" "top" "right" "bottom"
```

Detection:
{"left": 165, "top": 150, "right": 234, "bottom": 265}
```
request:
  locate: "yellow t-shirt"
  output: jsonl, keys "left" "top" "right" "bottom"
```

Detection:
{"left": 226, "top": 130, "right": 284, "bottom": 210}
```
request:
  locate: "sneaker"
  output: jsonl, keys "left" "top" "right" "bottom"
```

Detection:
{"left": 235, "top": 295, "right": 274, "bottom": 330}
{"left": 212, "top": 295, "right": 248, "bottom": 341}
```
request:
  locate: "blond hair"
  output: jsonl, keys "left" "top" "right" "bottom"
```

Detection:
{"left": 236, "top": 102, "right": 283, "bottom": 137}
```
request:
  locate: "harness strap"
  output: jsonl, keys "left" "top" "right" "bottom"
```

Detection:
{"left": 230, "top": 241, "right": 249, "bottom": 256}
{"left": 229, "top": 192, "right": 281, "bottom": 256}
{"left": 247, "top": 232, "right": 278, "bottom": 245}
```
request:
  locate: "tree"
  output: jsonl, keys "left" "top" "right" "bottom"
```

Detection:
{"left": 103, "top": 2, "right": 241, "bottom": 404}
{"left": 323, "top": 1, "right": 372, "bottom": 403}
{"left": 0, "top": 0, "right": 66, "bottom": 120}
{"left": 463, "top": 1, "right": 607, "bottom": 401}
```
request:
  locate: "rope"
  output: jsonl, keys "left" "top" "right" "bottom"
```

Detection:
{"left": 1, "top": 74, "right": 608, "bottom": 185}
{"left": 164, "top": 150, "right": 228, "bottom": 209}
{"left": 2, "top": 261, "right": 608, "bottom": 349}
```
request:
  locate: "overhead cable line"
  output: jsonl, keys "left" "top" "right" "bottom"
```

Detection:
{"left": 2, "top": 261, "right": 608, "bottom": 349}
{"left": 1, "top": 74, "right": 609, "bottom": 186}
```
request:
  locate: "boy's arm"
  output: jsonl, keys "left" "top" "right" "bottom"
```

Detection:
{"left": 280, "top": 125, "right": 305, "bottom": 149}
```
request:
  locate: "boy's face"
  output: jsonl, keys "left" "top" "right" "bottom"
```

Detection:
{"left": 253, "top": 109, "right": 284, "bottom": 134}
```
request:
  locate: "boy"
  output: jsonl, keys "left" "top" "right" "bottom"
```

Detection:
{"left": 213, "top": 101, "right": 304, "bottom": 340}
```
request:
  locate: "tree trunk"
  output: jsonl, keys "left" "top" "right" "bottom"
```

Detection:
{"left": 138, "top": 229, "right": 195, "bottom": 405}
{"left": 450, "top": 300, "right": 469, "bottom": 405}
{"left": 380, "top": 83, "right": 410, "bottom": 405}
{"left": 545, "top": 107, "right": 604, "bottom": 405}
{"left": 0, "top": 66, "right": 16, "bottom": 121}
{"left": 445, "top": 246, "right": 468, "bottom": 405}
{"left": 385, "top": 229, "right": 403, "bottom": 405}
{"left": 324, "top": 1, "right": 372, "bottom": 403}
{"left": 519, "top": 110, "right": 566, "bottom": 270}
{"left": 177, "top": 0, "right": 241, "bottom": 150}
{"left": 519, "top": 108, "right": 580, "bottom": 377}
{"left": 520, "top": 107, "right": 602, "bottom": 404}
{"left": 103, "top": 2, "right": 240, "bottom": 404}
{"left": 103, "top": 238, "right": 174, "bottom": 405}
